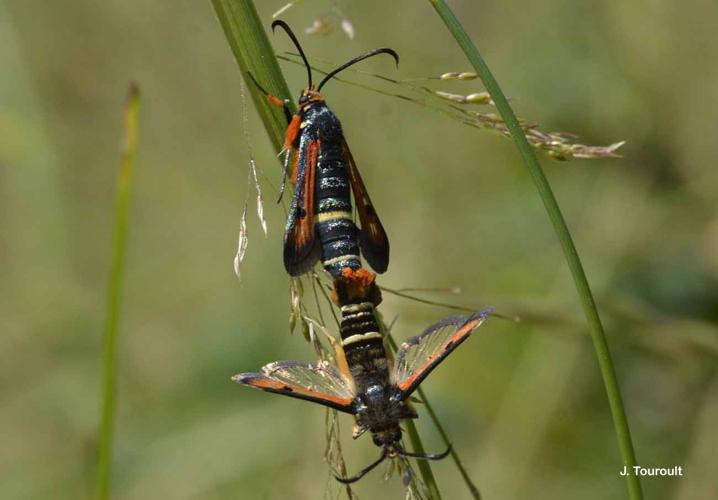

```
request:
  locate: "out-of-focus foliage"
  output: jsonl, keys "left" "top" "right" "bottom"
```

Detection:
{"left": 1, "top": 1, "right": 717, "bottom": 499}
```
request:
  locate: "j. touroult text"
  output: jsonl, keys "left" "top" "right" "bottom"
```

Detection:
{"left": 620, "top": 466, "right": 683, "bottom": 477}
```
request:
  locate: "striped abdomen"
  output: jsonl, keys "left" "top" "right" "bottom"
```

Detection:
{"left": 315, "top": 141, "right": 361, "bottom": 278}
{"left": 340, "top": 301, "right": 390, "bottom": 391}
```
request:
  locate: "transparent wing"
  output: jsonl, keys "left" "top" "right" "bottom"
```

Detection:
{"left": 393, "top": 309, "right": 492, "bottom": 397}
{"left": 233, "top": 360, "right": 356, "bottom": 413}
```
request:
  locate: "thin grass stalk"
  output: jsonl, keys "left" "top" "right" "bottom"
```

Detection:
{"left": 209, "top": 1, "right": 444, "bottom": 496}
{"left": 211, "top": 0, "right": 294, "bottom": 152}
{"left": 426, "top": 2, "right": 643, "bottom": 499}
{"left": 386, "top": 335, "right": 480, "bottom": 499}
{"left": 95, "top": 83, "right": 140, "bottom": 500}
{"left": 416, "top": 386, "right": 480, "bottom": 499}
{"left": 404, "top": 419, "right": 442, "bottom": 499}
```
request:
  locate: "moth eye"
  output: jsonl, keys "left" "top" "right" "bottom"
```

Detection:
{"left": 297, "top": 207, "right": 307, "bottom": 218}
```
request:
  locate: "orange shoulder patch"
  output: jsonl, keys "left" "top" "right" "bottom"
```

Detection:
{"left": 284, "top": 115, "right": 301, "bottom": 151}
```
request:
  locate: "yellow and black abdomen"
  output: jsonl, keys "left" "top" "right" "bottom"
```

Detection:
{"left": 315, "top": 140, "right": 362, "bottom": 277}
{"left": 339, "top": 301, "right": 389, "bottom": 391}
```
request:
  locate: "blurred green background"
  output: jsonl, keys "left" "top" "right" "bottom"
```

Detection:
{"left": 2, "top": 0, "right": 717, "bottom": 499}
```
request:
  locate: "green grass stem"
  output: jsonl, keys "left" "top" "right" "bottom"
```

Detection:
{"left": 95, "top": 83, "right": 140, "bottom": 500}
{"left": 416, "top": 386, "right": 480, "bottom": 499}
{"left": 386, "top": 335, "right": 480, "bottom": 499}
{"left": 211, "top": 0, "right": 295, "bottom": 152}
{"left": 426, "top": 2, "right": 643, "bottom": 499}
{"left": 404, "top": 419, "right": 443, "bottom": 500}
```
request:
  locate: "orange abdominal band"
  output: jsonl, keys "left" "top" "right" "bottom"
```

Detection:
{"left": 339, "top": 267, "right": 377, "bottom": 302}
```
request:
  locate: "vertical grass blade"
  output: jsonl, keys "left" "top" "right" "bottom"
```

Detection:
{"left": 211, "top": 0, "right": 295, "bottom": 152}
{"left": 426, "top": 2, "right": 643, "bottom": 499}
{"left": 95, "top": 83, "right": 140, "bottom": 500}
{"left": 404, "top": 419, "right": 443, "bottom": 500}
{"left": 416, "top": 386, "right": 480, "bottom": 499}
{"left": 386, "top": 334, "right": 479, "bottom": 499}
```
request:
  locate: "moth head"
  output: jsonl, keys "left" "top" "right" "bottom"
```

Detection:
{"left": 298, "top": 87, "right": 324, "bottom": 107}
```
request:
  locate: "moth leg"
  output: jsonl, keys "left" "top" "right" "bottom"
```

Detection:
{"left": 246, "top": 72, "right": 292, "bottom": 124}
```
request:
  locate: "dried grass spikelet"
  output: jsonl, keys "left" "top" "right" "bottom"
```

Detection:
{"left": 439, "top": 71, "right": 478, "bottom": 80}
{"left": 435, "top": 90, "right": 491, "bottom": 105}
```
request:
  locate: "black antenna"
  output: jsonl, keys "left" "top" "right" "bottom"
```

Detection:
{"left": 396, "top": 443, "right": 452, "bottom": 461}
{"left": 271, "top": 20, "right": 313, "bottom": 88}
{"left": 317, "top": 48, "right": 399, "bottom": 92}
{"left": 334, "top": 449, "right": 388, "bottom": 484}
